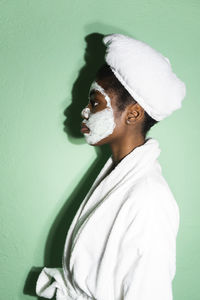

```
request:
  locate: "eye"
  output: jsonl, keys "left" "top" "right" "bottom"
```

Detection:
{"left": 90, "top": 99, "right": 99, "bottom": 107}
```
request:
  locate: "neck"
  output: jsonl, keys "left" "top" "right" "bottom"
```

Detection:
{"left": 109, "top": 135, "right": 146, "bottom": 167}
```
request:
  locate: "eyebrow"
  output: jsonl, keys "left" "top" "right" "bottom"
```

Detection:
{"left": 89, "top": 90, "right": 103, "bottom": 100}
{"left": 89, "top": 96, "right": 100, "bottom": 104}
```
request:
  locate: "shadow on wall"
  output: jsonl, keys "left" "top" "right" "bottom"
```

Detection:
{"left": 64, "top": 32, "right": 106, "bottom": 140}
{"left": 23, "top": 32, "right": 111, "bottom": 299}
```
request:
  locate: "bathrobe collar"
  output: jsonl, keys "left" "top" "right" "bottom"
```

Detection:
{"left": 68, "top": 137, "right": 161, "bottom": 258}
{"left": 91, "top": 137, "right": 161, "bottom": 191}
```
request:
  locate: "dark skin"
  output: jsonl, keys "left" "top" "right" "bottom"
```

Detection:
{"left": 81, "top": 78, "right": 146, "bottom": 168}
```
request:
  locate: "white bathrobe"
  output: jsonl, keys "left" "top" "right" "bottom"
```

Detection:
{"left": 36, "top": 137, "right": 180, "bottom": 300}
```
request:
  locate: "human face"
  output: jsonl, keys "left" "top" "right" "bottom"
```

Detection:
{"left": 80, "top": 80, "right": 123, "bottom": 146}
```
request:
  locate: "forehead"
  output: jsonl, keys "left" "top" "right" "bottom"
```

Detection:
{"left": 89, "top": 80, "right": 116, "bottom": 100}
{"left": 89, "top": 81, "right": 104, "bottom": 96}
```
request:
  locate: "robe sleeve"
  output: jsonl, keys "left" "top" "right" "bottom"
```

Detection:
{"left": 35, "top": 267, "right": 81, "bottom": 299}
{"left": 36, "top": 267, "right": 69, "bottom": 299}
{"left": 120, "top": 185, "right": 179, "bottom": 300}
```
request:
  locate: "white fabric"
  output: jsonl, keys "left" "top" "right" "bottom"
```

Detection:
{"left": 103, "top": 33, "right": 186, "bottom": 121}
{"left": 36, "top": 138, "right": 180, "bottom": 299}
{"left": 36, "top": 268, "right": 69, "bottom": 299}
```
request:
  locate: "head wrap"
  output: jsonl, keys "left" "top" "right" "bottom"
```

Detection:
{"left": 103, "top": 33, "right": 186, "bottom": 121}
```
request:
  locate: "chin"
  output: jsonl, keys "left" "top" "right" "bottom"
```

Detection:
{"left": 90, "top": 136, "right": 111, "bottom": 146}
{"left": 87, "top": 140, "right": 103, "bottom": 146}
{"left": 84, "top": 131, "right": 114, "bottom": 146}
{"left": 91, "top": 141, "right": 104, "bottom": 146}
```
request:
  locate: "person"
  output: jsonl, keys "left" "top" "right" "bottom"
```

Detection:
{"left": 35, "top": 33, "right": 186, "bottom": 300}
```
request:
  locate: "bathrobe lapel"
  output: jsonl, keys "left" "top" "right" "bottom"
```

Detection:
{"left": 66, "top": 138, "right": 161, "bottom": 269}
{"left": 62, "top": 154, "right": 114, "bottom": 275}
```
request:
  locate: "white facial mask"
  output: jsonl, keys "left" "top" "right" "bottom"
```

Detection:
{"left": 83, "top": 108, "right": 116, "bottom": 144}
{"left": 81, "top": 81, "right": 116, "bottom": 145}
{"left": 89, "top": 81, "right": 112, "bottom": 108}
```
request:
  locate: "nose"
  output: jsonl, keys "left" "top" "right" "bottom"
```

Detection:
{"left": 81, "top": 106, "right": 91, "bottom": 119}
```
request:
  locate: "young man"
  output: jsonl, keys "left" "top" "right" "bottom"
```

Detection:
{"left": 36, "top": 33, "right": 186, "bottom": 300}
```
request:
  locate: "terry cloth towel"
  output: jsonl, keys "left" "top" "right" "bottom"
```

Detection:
{"left": 36, "top": 138, "right": 180, "bottom": 300}
{"left": 103, "top": 33, "right": 186, "bottom": 121}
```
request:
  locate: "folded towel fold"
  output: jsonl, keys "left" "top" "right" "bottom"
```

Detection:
{"left": 36, "top": 267, "right": 70, "bottom": 299}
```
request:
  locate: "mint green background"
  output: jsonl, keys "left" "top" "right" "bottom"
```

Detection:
{"left": 0, "top": 1, "right": 199, "bottom": 299}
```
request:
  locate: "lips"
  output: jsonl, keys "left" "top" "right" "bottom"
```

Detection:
{"left": 81, "top": 122, "right": 90, "bottom": 133}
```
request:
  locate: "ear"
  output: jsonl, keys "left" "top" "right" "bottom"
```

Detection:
{"left": 125, "top": 103, "right": 144, "bottom": 125}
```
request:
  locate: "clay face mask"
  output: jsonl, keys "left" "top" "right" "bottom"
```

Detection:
{"left": 81, "top": 81, "right": 116, "bottom": 145}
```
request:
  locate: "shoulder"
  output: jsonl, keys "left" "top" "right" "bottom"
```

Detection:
{"left": 129, "top": 169, "right": 179, "bottom": 207}
{"left": 125, "top": 172, "right": 180, "bottom": 236}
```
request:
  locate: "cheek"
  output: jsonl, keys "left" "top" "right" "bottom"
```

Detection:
{"left": 113, "top": 109, "right": 123, "bottom": 125}
{"left": 112, "top": 112, "right": 125, "bottom": 134}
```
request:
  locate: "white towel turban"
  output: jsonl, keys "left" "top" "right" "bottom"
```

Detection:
{"left": 102, "top": 33, "right": 186, "bottom": 121}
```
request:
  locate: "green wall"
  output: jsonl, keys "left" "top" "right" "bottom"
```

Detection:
{"left": 0, "top": 1, "right": 199, "bottom": 299}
